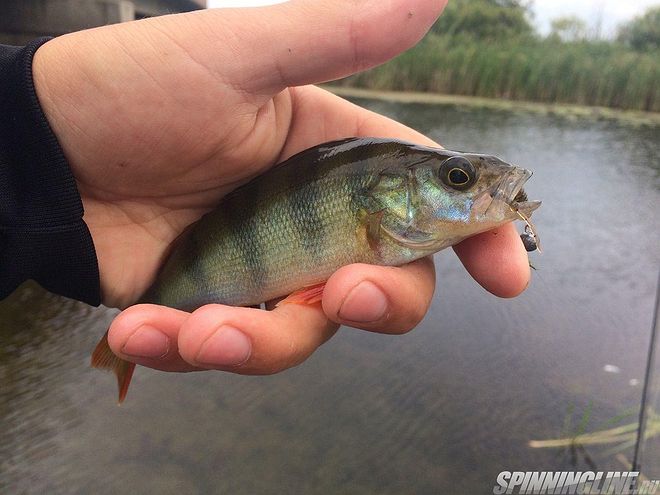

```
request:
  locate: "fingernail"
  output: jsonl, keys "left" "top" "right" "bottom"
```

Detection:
{"left": 338, "top": 281, "right": 388, "bottom": 323}
{"left": 196, "top": 326, "right": 251, "bottom": 367}
{"left": 122, "top": 325, "right": 170, "bottom": 359}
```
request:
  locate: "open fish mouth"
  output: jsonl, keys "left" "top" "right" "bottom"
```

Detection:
{"left": 473, "top": 167, "right": 541, "bottom": 220}
{"left": 476, "top": 166, "right": 542, "bottom": 251}
{"left": 493, "top": 167, "right": 542, "bottom": 217}
{"left": 498, "top": 167, "right": 542, "bottom": 251}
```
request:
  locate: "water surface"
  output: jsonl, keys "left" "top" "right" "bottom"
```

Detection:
{"left": 2, "top": 99, "right": 659, "bottom": 494}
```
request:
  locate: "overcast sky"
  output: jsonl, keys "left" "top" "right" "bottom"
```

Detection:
{"left": 207, "top": 0, "right": 659, "bottom": 37}
{"left": 532, "top": 0, "right": 659, "bottom": 37}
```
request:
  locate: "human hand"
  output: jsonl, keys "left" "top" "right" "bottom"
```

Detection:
{"left": 32, "top": 0, "right": 530, "bottom": 375}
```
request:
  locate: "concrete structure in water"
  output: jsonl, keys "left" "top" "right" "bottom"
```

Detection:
{"left": 0, "top": 0, "right": 206, "bottom": 45}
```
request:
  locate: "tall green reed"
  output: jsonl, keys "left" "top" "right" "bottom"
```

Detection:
{"left": 340, "top": 34, "right": 659, "bottom": 112}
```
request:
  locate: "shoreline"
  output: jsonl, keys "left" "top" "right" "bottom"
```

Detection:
{"left": 323, "top": 86, "right": 660, "bottom": 127}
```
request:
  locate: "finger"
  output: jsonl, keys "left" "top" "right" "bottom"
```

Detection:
{"left": 177, "top": 303, "right": 339, "bottom": 374}
{"left": 322, "top": 257, "right": 436, "bottom": 334}
{"left": 277, "top": 85, "right": 439, "bottom": 161}
{"left": 107, "top": 304, "right": 201, "bottom": 372}
{"left": 453, "top": 223, "right": 530, "bottom": 298}
{"left": 199, "top": 0, "right": 446, "bottom": 93}
{"left": 109, "top": 302, "right": 339, "bottom": 374}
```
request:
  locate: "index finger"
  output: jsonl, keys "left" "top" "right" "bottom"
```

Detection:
{"left": 454, "top": 223, "right": 530, "bottom": 298}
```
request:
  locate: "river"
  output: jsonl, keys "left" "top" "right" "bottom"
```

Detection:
{"left": 1, "top": 96, "right": 659, "bottom": 494}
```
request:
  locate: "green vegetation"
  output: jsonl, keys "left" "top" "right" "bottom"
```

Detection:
{"left": 336, "top": 1, "right": 659, "bottom": 112}
{"left": 618, "top": 7, "right": 660, "bottom": 52}
{"left": 430, "top": 0, "right": 533, "bottom": 40}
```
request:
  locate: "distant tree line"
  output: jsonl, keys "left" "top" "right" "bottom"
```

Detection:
{"left": 337, "top": 1, "right": 659, "bottom": 111}
{"left": 431, "top": 0, "right": 659, "bottom": 51}
{"left": 430, "top": 0, "right": 533, "bottom": 41}
{"left": 617, "top": 7, "right": 659, "bottom": 51}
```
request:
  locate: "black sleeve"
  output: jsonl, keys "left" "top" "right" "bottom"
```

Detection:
{"left": 0, "top": 38, "right": 101, "bottom": 306}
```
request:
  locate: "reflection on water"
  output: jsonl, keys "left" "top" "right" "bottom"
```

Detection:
{"left": 1, "top": 101, "right": 659, "bottom": 494}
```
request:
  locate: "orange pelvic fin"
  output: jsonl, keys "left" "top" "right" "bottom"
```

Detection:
{"left": 91, "top": 330, "right": 136, "bottom": 405}
{"left": 276, "top": 282, "right": 326, "bottom": 306}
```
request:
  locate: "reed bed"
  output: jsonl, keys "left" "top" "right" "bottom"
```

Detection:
{"left": 339, "top": 35, "right": 659, "bottom": 112}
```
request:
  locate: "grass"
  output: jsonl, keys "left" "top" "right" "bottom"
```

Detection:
{"left": 336, "top": 34, "right": 660, "bottom": 113}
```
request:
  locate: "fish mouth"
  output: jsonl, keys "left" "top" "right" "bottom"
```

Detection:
{"left": 489, "top": 167, "right": 543, "bottom": 252}
{"left": 466, "top": 166, "right": 542, "bottom": 251}
{"left": 491, "top": 167, "right": 542, "bottom": 217}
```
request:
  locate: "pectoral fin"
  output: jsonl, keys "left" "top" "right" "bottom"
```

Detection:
{"left": 361, "top": 207, "right": 438, "bottom": 251}
{"left": 365, "top": 210, "right": 385, "bottom": 251}
{"left": 380, "top": 224, "right": 439, "bottom": 250}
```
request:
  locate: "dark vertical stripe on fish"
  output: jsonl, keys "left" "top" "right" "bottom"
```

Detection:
{"left": 223, "top": 189, "right": 268, "bottom": 297}
{"left": 185, "top": 229, "right": 213, "bottom": 292}
{"left": 286, "top": 156, "right": 326, "bottom": 266}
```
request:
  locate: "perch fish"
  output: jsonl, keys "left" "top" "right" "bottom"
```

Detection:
{"left": 92, "top": 137, "right": 541, "bottom": 402}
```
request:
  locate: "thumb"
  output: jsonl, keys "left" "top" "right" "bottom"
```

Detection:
{"left": 155, "top": 0, "right": 446, "bottom": 93}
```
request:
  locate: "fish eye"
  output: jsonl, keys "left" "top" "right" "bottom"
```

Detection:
{"left": 448, "top": 168, "right": 469, "bottom": 185}
{"left": 438, "top": 157, "right": 477, "bottom": 191}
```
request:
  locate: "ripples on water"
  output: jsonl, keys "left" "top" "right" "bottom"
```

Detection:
{"left": 1, "top": 101, "right": 659, "bottom": 493}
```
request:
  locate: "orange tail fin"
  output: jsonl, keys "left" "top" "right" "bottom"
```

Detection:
{"left": 276, "top": 282, "right": 326, "bottom": 306}
{"left": 91, "top": 331, "right": 136, "bottom": 405}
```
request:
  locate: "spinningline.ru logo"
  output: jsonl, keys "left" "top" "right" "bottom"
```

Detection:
{"left": 493, "top": 471, "right": 660, "bottom": 494}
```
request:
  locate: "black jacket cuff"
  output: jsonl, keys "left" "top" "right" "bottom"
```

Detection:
{"left": 0, "top": 38, "right": 101, "bottom": 306}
